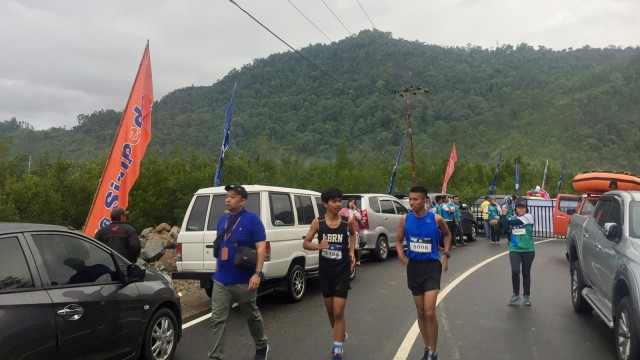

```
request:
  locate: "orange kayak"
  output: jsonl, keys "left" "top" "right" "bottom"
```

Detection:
{"left": 573, "top": 171, "right": 640, "bottom": 194}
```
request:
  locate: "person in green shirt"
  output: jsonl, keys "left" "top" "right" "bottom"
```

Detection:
{"left": 501, "top": 200, "right": 535, "bottom": 306}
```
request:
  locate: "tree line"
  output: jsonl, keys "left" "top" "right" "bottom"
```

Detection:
{"left": 0, "top": 146, "right": 572, "bottom": 231}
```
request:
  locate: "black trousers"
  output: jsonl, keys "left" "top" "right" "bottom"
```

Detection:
{"left": 509, "top": 251, "right": 535, "bottom": 296}
{"left": 447, "top": 221, "right": 459, "bottom": 244}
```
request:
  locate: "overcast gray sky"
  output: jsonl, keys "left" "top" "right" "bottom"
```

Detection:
{"left": 1, "top": 0, "right": 638, "bottom": 130}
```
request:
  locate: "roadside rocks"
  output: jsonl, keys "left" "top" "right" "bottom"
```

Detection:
{"left": 137, "top": 223, "right": 179, "bottom": 274}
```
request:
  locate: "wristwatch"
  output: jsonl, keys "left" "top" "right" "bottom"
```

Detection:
{"left": 254, "top": 270, "right": 264, "bottom": 280}
{"left": 443, "top": 252, "right": 450, "bottom": 259}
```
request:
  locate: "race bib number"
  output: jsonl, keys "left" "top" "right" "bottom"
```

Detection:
{"left": 321, "top": 249, "right": 342, "bottom": 260}
{"left": 322, "top": 243, "right": 343, "bottom": 260}
{"left": 512, "top": 228, "right": 526, "bottom": 236}
{"left": 409, "top": 241, "right": 432, "bottom": 253}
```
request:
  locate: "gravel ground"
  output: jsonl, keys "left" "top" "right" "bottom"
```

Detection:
{"left": 173, "top": 280, "right": 211, "bottom": 320}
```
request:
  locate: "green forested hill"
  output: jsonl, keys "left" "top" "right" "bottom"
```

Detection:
{"left": 2, "top": 29, "right": 640, "bottom": 172}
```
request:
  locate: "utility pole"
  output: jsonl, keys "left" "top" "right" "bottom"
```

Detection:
{"left": 392, "top": 85, "right": 429, "bottom": 187}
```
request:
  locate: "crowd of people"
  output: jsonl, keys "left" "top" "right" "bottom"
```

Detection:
{"left": 94, "top": 185, "right": 536, "bottom": 360}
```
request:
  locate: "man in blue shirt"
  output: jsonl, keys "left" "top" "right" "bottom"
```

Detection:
{"left": 208, "top": 185, "right": 269, "bottom": 360}
{"left": 396, "top": 186, "right": 452, "bottom": 360}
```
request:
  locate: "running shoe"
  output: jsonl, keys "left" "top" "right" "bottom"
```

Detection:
{"left": 332, "top": 348, "right": 343, "bottom": 360}
{"left": 254, "top": 344, "right": 269, "bottom": 360}
{"left": 508, "top": 294, "right": 520, "bottom": 305}
{"left": 523, "top": 295, "right": 531, "bottom": 306}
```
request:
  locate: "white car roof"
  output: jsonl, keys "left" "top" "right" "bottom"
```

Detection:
{"left": 195, "top": 185, "right": 320, "bottom": 196}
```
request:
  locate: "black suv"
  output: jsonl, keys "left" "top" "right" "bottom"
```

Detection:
{"left": 0, "top": 223, "right": 181, "bottom": 360}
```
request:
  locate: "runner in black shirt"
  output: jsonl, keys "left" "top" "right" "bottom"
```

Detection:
{"left": 303, "top": 187, "right": 356, "bottom": 360}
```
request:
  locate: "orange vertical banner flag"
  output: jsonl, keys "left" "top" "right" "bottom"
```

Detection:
{"left": 84, "top": 43, "right": 153, "bottom": 236}
{"left": 441, "top": 143, "right": 458, "bottom": 193}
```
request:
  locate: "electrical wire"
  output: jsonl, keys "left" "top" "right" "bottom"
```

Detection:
{"left": 229, "top": 0, "right": 355, "bottom": 94}
{"left": 355, "top": 0, "right": 376, "bottom": 29}
{"left": 320, "top": 0, "right": 352, "bottom": 36}
{"left": 287, "top": 0, "right": 334, "bottom": 43}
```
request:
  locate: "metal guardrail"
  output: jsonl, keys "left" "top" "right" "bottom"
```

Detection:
{"left": 469, "top": 203, "right": 561, "bottom": 238}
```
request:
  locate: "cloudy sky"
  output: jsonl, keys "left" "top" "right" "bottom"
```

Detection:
{"left": 1, "top": 0, "right": 638, "bottom": 130}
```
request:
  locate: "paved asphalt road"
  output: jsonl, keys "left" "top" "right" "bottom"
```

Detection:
{"left": 174, "top": 238, "right": 617, "bottom": 360}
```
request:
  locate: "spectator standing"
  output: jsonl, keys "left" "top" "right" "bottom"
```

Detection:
{"left": 485, "top": 197, "right": 502, "bottom": 244}
{"left": 94, "top": 207, "right": 141, "bottom": 263}
{"left": 452, "top": 196, "right": 467, "bottom": 246}
{"left": 339, "top": 197, "right": 363, "bottom": 266}
{"left": 480, "top": 195, "right": 491, "bottom": 239}
{"left": 303, "top": 187, "right": 356, "bottom": 360}
{"left": 441, "top": 196, "right": 460, "bottom": 248}
{"left": 208, "top": 185, "right": 269, "bottom": 360}
{"left": 502, "top": 200, "right": 536, "bottom": 306}
{"left": 396, "top": 186, "right": 451, "bottom": 360}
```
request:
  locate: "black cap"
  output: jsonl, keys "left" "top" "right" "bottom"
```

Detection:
{"left": 515, "top": 200, "right": 527, "bottom": 207}
{"left": 224, "top": 185, "right": 248, "bottom": 199}
{"left": 110, "top": 207, "right": 128, "bottom": 219}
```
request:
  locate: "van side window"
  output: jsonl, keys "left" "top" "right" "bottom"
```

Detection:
{"left": 393, "top": 201, "right": 407, "bottom": 215}
{"left": 380, "top": 199, "right": 395, "bottom": 214}
{"left": 186, "top": 196, "right": 210, "bottom": 231}
{"left": 315, "top": 196, "right": 327, "bottom": 218}
{"left": 270, "top": 193, "right": 294, "bottom": 226}
{"left": 0, "top": 237, "right": 34, "bottom": 291}
{"left": 207, "top": 195, "right": 226, "bottom": 230}
{"left": 295, "top": 195, "right": 315, "bottom": 225}
{"left": 369, "top": 196, "right": 381, "bottom": 213}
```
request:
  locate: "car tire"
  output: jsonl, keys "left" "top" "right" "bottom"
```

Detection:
{"left": 615, "top": 296, "right": 639, "bottom": 360}
{"left": 142, "top": 308, "right": 178, "bottom": 360}
{"left": 467, "top": 226, "right": 477, "bottom": 242}
{"left": 204, "top": 279, "right": 213, "bottom": 298}
{"left": 570, "top": 260, "right": 593, "bottom": 313}
{"left": 375, "top": 236, "right": 389, "bottom": 262}
{"left": 286, "top": 264, "right": 306, "bottom": 302}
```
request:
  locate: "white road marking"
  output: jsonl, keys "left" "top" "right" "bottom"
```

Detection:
{"left": 392, "top": 238, "right": 560, "bottom": 359}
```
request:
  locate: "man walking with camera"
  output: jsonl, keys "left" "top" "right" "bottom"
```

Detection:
{"left": 208, "top": 185, "right": 269, "bottom": 360}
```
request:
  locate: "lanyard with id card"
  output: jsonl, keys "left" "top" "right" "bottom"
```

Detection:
{"left": 220, "top": 215, "right": 242, "bottom": 260}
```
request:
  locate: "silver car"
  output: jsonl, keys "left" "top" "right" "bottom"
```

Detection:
{"left": 343, "top": 194, "right": 409, "bottom": 261}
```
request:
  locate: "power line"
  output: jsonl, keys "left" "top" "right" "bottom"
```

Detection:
{"left": 320, "top": 0, "right": 352, "bottom": 36}
{"left": 228, "top": 0, "right": 355, "bottom": 94}
{"left": 287, "top": 0, "right": 334, "bottom": 43}
{"left": 355, "top": 0, "right": 376, "bottom": 29}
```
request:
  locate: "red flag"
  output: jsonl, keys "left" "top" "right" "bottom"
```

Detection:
{"left": 84, "top": 43, "right": 153, "bottom": 236}
{"left": 441, "top": 143, "right": 458, "bottom": 193}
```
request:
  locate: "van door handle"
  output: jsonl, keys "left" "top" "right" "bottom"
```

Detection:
{"left": 595, "top": 243, "right": 602, "bottom": 251}
{"left": 205, "top": 245, "right": 214, "bottom": 248}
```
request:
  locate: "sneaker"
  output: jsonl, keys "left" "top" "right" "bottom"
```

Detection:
{"left": 254, "top": 344, "right": 269, "bottom": 360}
{"left": 421, "top": 347, "right": 438, "bottom": 360}
{"left": 508, "top": 294, "right": 520, "bottom": 305}
{"left": 523, "top": 295, "right": 531, "bottom": 306}
{"left": 332, "top": 347, "right": 343, "bottom": 360}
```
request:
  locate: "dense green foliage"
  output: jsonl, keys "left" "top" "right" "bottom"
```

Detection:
{"left": 0, "top": 146, "right": 571, "bottom": 229}
{"left": 1, "top": 29, "right": 636, "bottom": 227}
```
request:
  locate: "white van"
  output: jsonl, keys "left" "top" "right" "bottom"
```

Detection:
{"left": 173, "top": 185, "right": 327, "bottom": 302}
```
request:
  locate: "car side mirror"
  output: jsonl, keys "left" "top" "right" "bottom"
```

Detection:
{"left": 126, "top": 263, "right": 146, "bottom": 284}
{"left": 566, "top": 208, "right": 576, "bottom": 215}
{"left": 604, "top": 223, "right": 620, "bottom": 240}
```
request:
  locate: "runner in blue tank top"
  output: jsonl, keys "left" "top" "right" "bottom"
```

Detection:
{"left": 396, "top": 186, "right": 452, "bottom": 360}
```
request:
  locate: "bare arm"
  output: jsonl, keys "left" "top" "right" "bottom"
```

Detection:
{"left": 396, "top": 215, "right": 408, "bottom": 265}
{"left": 348, "top": 217, "right": 356, "bottom": 268}
{"left": 436, "top": 214, "right": 450, "bottom": 272}
{"left": 248, "top": 240, "right": 267, "bottom": 291}
{"left": 303, "top": 218, "right": 324, "bottom": 250}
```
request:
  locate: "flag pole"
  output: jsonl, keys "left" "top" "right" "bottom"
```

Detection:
{"left": 84, "top": 41, "right": 153, "bottom": 234}
{"left": 387, "top": 131, "right": 407, "bottom": 195}
{"left": 214, "top": 82, "right": 237, "bottom": 187}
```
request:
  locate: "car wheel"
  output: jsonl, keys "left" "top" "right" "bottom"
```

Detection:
{"left": 375, "top": 236, "right": 389, "bottom": 262}
{"left": 349, "top": 266, "right": 356, "bottom": 281}
{"left": 204, "top": 279, "right": 213, "bottom": 298}
{"left": 286, "top": 264, "right": 306, "bottom": 302}
{"left": 467, "top": 226, "right": 477, "bottom": 242}
{"left": 142, "top": 308, "right": 178, "bottom": 360}
{"left": 570, "top": 260, "right": 593, "bottom": 313}
{"left": 615, "top": 297, "right": 639, "bottom": 360}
